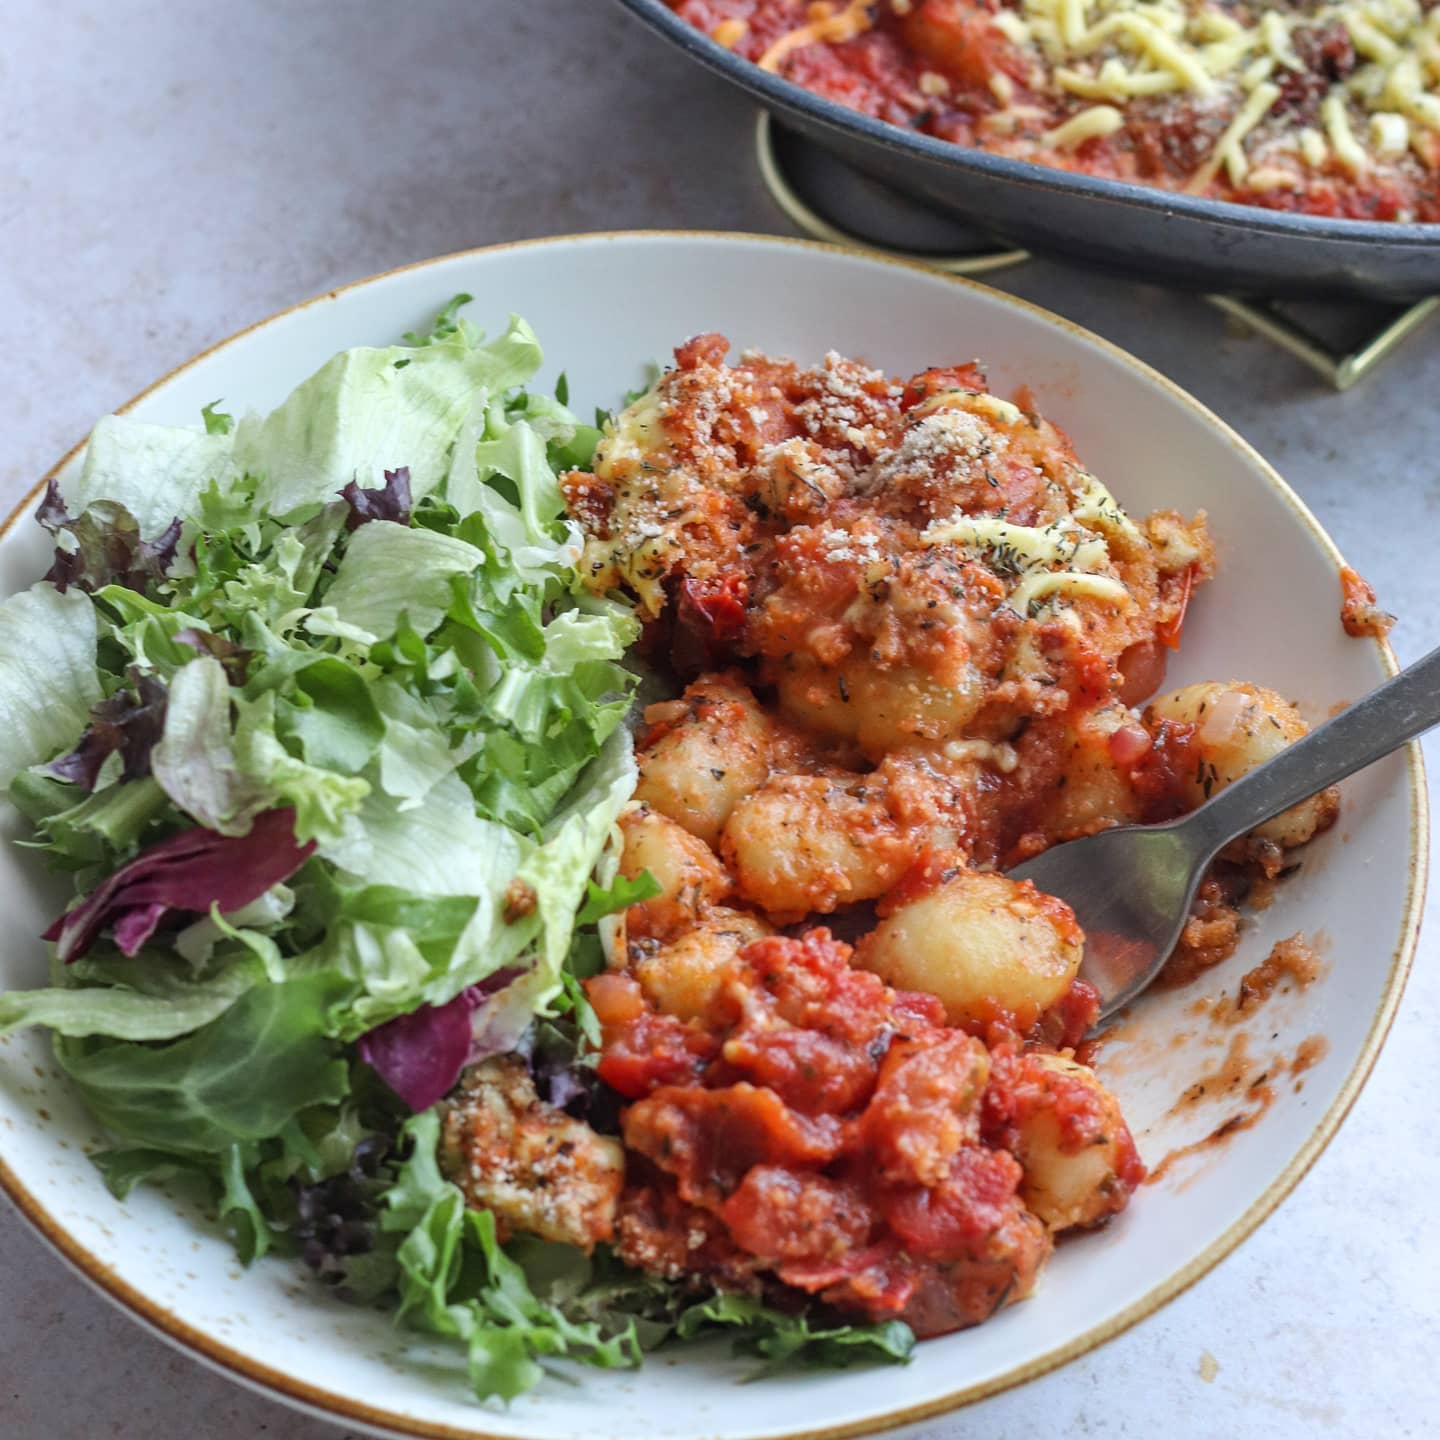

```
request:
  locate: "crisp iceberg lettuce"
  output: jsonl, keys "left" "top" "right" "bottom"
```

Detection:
{"left": 55, "top": 316, "right": 548, "bottom": 532}
{"left": 0, "top": 583, "right": 103, "bottom": 788}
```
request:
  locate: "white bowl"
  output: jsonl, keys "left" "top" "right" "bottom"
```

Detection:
{"left": 0, "top": 232, "right": 1425, "bottom": 1440}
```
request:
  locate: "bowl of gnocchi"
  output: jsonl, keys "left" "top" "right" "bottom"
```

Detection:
{"left": 0, "top": 231, "right": 1424, "bottom": 1440}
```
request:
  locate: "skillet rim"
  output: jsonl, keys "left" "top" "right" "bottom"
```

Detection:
{"left": 615, "top": 0, "right": 1440, "bottom": 250}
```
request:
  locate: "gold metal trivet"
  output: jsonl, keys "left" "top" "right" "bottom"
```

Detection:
{"left": 1204, "top": 293, "right": 1439, "bottom": 391}
{"left": 755, "top": 109, "right": 1436, "bottom": 390}
{"left": 755, "top": 111, "right": 1030, "bottom": 277}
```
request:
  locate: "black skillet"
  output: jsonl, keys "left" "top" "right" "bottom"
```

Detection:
{"left": 615, "top": 0, "right": 1440, "bottom": 301}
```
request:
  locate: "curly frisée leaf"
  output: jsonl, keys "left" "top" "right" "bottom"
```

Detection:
{"left": 201, "top": 401, "right": 234, "bottom": 437}
{"left": 380, "top": 1111, "right": 642, "bottom": 1403}
{"left": 403, "top": 293, "right": 475, "bottom": 348}
{"left": 675, "top": 1292, "right": 916, "bottom": 1374}
{"left": 234, "top": 692, "right": 372, "bottom": 846}
{"left": 575, "top": 869, "right": 662, "bottom": 927}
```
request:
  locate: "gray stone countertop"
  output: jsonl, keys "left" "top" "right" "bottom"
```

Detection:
{"left": 2, "top": 3, "right": 1437, "bottom": 1437}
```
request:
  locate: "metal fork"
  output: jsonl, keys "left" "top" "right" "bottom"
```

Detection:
{"left": 1008, "top": 643, "right": 1440, "bottom": 1020}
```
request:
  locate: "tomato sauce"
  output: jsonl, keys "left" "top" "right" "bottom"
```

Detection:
{"left": 559, "top": 330, "right": 1328, "bottom": 1341}
{"left": 590, "top": 929, "right": 1139, "bottom": 1336}
{"left": 1339, "top": 566, "right": 1395, "bottom": 639}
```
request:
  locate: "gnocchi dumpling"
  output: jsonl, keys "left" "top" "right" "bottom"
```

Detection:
{"left": 618, "top": 805, "right": 729, "bottom": 942}
{"left": 769, "top": 655, "right": 985, "bottom": 756}
{"left": 1033, "top": 706, "right": 1146, "bottom": 842}
{"left": 721, "top": 774, "right": 914, "bottom": 922}
{"left": 634, "top": 674, "right": 773, "bottom": 847}
{"left": 855, "top": 870, "right": 1083, "bottom": 1030}
{"left": 632, "top": 908, "right": 771, "bottom": 1022}
{"left": 1004, "top": 1052, "right": 1139, "bottom": 1232}
{"left": 1146, "top": 681, "right": 1337, "bottom": 849}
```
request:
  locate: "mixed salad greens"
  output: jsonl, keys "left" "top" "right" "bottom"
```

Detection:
{"left": 0, "top": 299, "right": 913, "bottom": 1402}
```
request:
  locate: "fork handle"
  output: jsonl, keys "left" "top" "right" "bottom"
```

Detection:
{"left": 1192, "top": 640, "right": 1440, "bottom": 853}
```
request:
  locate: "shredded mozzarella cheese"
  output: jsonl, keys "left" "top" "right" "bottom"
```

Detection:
{"left": 1044, "top": 103, "right": 1126, "bottom": 147}
{"left": 1008, "top": 570, "right": 1132, "bottom": 613}
{"left": 1009, "top": 0, "right": 1440, "bottom": 181}
{"left": 757, "top": 0, "right": 874, "bottom": 73}
{"left": 750, "top": 0, "right": 1438, "bottom": 190}
{"left": 922, "top": 514, "right": 1109, "bottom": 572}
{"left": 913, "top": 391, "right": 1027, "bottom": 426}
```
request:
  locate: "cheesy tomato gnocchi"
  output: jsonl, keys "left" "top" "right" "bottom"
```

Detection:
{"left": 563, "top": 332, "right": 1335, "bottom": 1341}
{"left": 667, "top": 1, "right": 1440, "bottom": 223}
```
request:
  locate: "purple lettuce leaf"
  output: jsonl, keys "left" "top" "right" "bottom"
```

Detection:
{"left": 173, "top": 628, "right": 251, "bottom": 685}
{"left": 36, "top": 480, "right": 182, "bottom": 595}
{"left": 34, "top": 478, "right": 74, "bottom": 532}
{"left": 340, "top": 467, "right": 412, "bottom": 531}
{"left": 527, "top": 1018, "right": 621, "bottom": 1134}
{"left": 293, "top": 1133, "right": 395, "bottom": 1299}
{"left": 43, "top": 807, "right": 315, "bottom": 963}
{"left": 50, "top": 672, "right": 169, "bottom": 790}
{"left": 356, "top": 965, "right": 526, "bottom": 1113}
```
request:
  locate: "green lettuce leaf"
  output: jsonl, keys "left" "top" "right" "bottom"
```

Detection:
{"left": 0, "top": 584, "right": 103, "bottom": 788}
{"left": 66, "top": 416, "right": 231, "bottom": 538}
{"left": 321, "top": 770, "right": 526, "bottom": 898}
{"left": 446, "top": 415, "right": 578, "bottom": 582}
{"left": 233, "top": 693, "right": 371, "bottom": 846}
{"left": 91, "top": 1146, "right": 209, "bottom": 1199}
{"left": 55, "top": 972, "right": 353, "bottom": 1153}
{"left": 218, "top": 1140, "right": 275, "bottom": 1262}
{"left": 279, "top": 657, "right": 386, "bottom": 776}
{"left": 0, "top": 955, "right": 259, "bottom": 1040}
{"left": 230, "top": 318, "right": 543, "bottom": 516}
{"left": 675, "top": 1292, "right": 916, "bottom": 1373}
{"left": 380, "top": 1110, "right": 641, "bottom": 1403}
{"left": 151, "top": 655, "right": 267, "bottom": 834}
{"left": 373, "top": 680, "right": 466, "bottom": 808}
{"left": 16, "top": 775, "right": 172, "bottom": 870}
{"left": 321, "top": 522, "right": 487, "bottom": 642}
